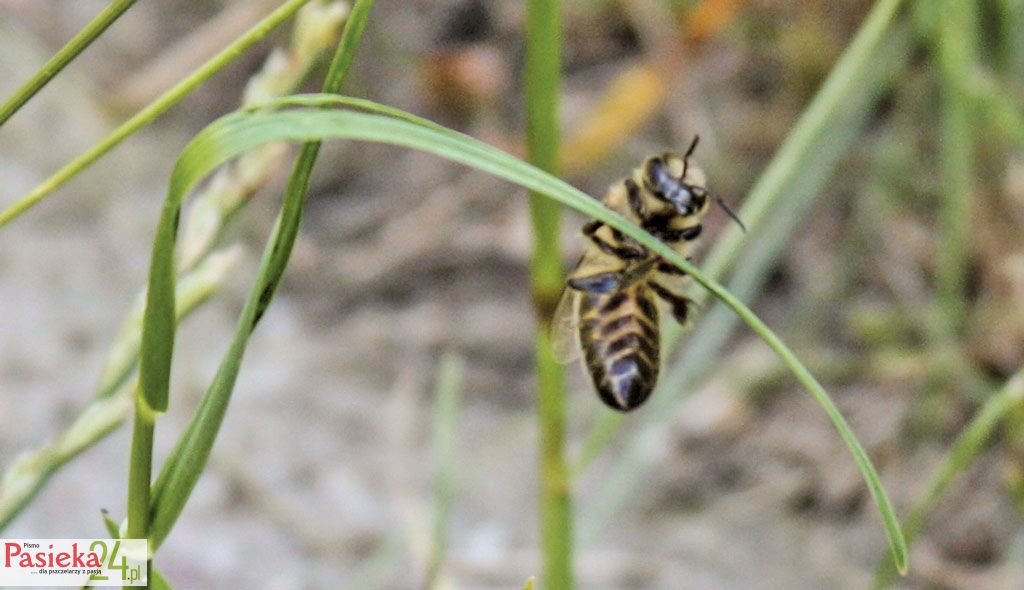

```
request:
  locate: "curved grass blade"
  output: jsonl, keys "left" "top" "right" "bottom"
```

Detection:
{"left": 143, "top": 0, "right": 378, "bottom": 551}
{"left": 872, "top": 370, "right": 1024, "bottom": 589}
{"left": 138, "top": 96, "right": 905, "bottom": 569}
{"left": 574, "top": 0, "right": 912, "bottom": 570}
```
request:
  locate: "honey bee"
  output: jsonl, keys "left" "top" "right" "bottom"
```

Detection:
{"left": 552, "top": 137, "right": 743, "bottom": 411}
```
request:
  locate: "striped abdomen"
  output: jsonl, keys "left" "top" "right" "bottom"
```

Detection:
{"left": 578, "top": 283, "right": 660, "bottom": 411}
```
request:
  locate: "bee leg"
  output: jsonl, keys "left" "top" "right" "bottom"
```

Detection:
{"left": 582, "top": 220, "right": 646, "bottom": 260}
{"left": 656, "top": 260, "right": 688, "bottom": 276}
{"left": 654, "top": 224, "right": 702, "bottom": 244}
{"left": 648, "top": 281, "right": 692, "bottom": 324}
{"left": 625, "top": 178, "right": 646, "bottom": 219}
{"left": 568, "top": 271, "right": 623, "bottom": 294}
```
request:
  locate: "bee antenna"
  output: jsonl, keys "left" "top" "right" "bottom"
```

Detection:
{"left": 681, "top": 135, "right": 700, "bottom": 179}
{"left": 712, "top": 194, "right": 746, "bottom": 232}
{"left": 684, "top": 135, "right": 700, "bottom": 159}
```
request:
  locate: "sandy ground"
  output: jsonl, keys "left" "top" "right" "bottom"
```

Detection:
{"left": 3, "top": 1, "right": 1024, "bottom": 589}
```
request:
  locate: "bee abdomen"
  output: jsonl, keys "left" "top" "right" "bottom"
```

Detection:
{"left": 579, "top": 286, "right": 660, "bottom": 411}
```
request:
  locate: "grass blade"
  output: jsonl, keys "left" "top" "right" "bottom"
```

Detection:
{"left": 524, "top": 0, "right": 574, "bottom": 587}
{"left": 0, "top": 249, "right": 237, "bottom": 532}
{"left": 425, "top": 352, "right": 466, "bottom": 587}
{"left": 0, "top": 0, "right": 313, "bottom": 229}
{"left": 932, "top": 0, "right": 979, "bottom": 332}
{"left": 0, "top": 0, "right": 140, "bottom": 127}
{"left": 871, "top": 370, "right": 1024, "bottom": 588}
{"left": 143, "top": 0, "right": 377, "bottom": 551}
{"left": 572, "top": 0, "right": 913, "bottom": 572}
{"left": 135, "top": 93, "right": 905, "bottom": 569}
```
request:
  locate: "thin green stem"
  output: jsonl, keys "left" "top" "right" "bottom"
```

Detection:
{"left": 125, "top": 402, "right": 154, "bottom": 542}
{"left": 121, "top": 0, "right": 312, "bottom": 569}
{"left": 143, "top": 0, "right": 376, "bottom": 553}
{"left": 933, "top": 0, "right": 978, "bottom": 332}
{"left": 574, "top": 0, "right": 911, "bottom": 542}
{"left": 426, "top": 352, "right": 465, "bottom": 587}
{"left": 872, "top": 371, "right": 1024, "bottom": 588}
{"left": 131, "top": 94, "right": 908, "bottom": 579}
{"left": 996, "top": 0, "right": 1024, "bottom": 77}
{"left": 0, "top": 0, "right": 140, "bottom": 127}
{"left": 525, "top": 0, "right": 572, "bottom": 587}
{"left": 673, "top": 248, "right": 909, "bottom": 574}
{"left": 0, "top": 0, "right": 312, "bottom": 229}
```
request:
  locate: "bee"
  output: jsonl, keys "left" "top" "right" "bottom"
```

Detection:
{"left": 552, "top": 137, "right": 744, "bottom": 411}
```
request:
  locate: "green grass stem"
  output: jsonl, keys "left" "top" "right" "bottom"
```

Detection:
{"left": 0, "top": 0, "right": 140, "bottom": 127}
{"left": 871, "top": 370, "right": 1024, "bottom": 588}
{"left": 933, "top": 0, "right": 979, "bottom": 332}
{"left": 133, "top": 93, "right": 905, "bottom": 572}
{"left": 426, "top": 352, "right": 465, "bottom": 587}
{"left": 0, "top": 0, "right": 312, "bottom": 229}
{"left": 525, "top": 0, "right": 573, "bottom": 587}
{"left": 140, "top": 0, "right": 376, "bottom": 553}
{"left": 572, "top": 1, "right": 912, "bottom": 566}
{"left": 0, "top": 249, "right": 236, "bottom": 532}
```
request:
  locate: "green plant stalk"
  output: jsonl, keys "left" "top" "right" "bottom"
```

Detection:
{"left": 997, "top": 0, "right": 1024, "bottom": 76}
{"left": 525, "top": 0, "right": 573, "bottom": 587}
{"left": 574, "top": 0, "right": 910, "bottom": 532}
{"left": 0, "top": 249, "right": 236, "bottom": 532}
{"left": 698, "top": 0, "right": 907, "bottom": 289}
{"left": 139, "top": 95, "right": 906, "bottom": 572}
{"left": 142, "top": 0, "right": 376, "bottom": 552}
{"left": 964, "top": 73, "right": 1024, "bottom": 147}
{"left": 0, "top": 0, "right": 140, "bottom": 127}
{"left": 256, "top": 95, "right": 910, "bottom": 561}
{"left": 0, "top": 4, "right": 343, "bottom": 534}
{"left": 871, "top": 370, "right": 1024, "bottom": 589}
{"left": 125, "top": 403, "right": 155, "bottom": 545}
{"left": 125, "top": 6, "right": 320, "bottom": 547}
{"left": 426, "top": 352, "right": 465, "bottom": 587}
{"left": 933, "top": 0, "right": 978, "bottom": 332}
{"left": 0, "top": 0, "right": 312, "bottom": 229}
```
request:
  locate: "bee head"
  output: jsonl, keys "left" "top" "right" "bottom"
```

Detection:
{"left": 641, "top": 136, "right": 708, "bottom": 216}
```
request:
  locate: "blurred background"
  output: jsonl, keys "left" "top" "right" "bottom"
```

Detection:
{"left": 1, "top": 0, "right": 1023, "bottom": 588}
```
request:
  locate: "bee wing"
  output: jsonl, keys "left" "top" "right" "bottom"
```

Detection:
{"left": 550, "top": 286, "right": 582, "bottom": 364}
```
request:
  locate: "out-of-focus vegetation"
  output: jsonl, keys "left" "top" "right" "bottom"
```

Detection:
{"left": 0, "top": 0, "right": 1022, "bottom": 588}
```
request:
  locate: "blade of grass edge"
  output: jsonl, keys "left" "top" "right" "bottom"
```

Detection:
{"left": 575, "top": 22, "right": 913, "bottom": 555}
{"left": 573, "top": 0, "right": 910, "bottom": 473}
{"left": 425, "top": 352, "right": 465, "bottom": 588}
{"left": 525, "top": 0, "right": 573, "bottom": 587}
{"left": 143, "top": 0, "right": 377, "bottom": 552}
{"left": 871, "top": 370, "right": 1024, "bottom": 589}
{"left": 136, "top": 99, "right": 905, "bottom": 570}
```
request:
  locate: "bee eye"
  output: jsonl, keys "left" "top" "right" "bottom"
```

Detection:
{"left": 642, "top": 158, "right": 661, "bottom": 185}
{"left": 642, "top": 158, "right": 672, "bottom": 201}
